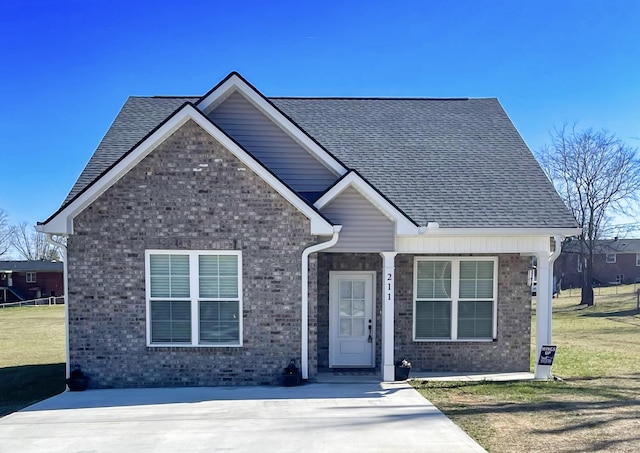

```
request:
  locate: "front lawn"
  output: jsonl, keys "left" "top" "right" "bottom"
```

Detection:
{"left": 0, "top": 306, "right": 66, "bottom": 417}
{"left": 414, "top": 285, "right": 640, "bottom": 453}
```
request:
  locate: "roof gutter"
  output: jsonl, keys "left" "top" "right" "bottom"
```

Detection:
{"left": 45, "top": 233, "right": 70, "bottom": 384}
{"left": 301, "top": 226, "right": 342, "bottom": 380}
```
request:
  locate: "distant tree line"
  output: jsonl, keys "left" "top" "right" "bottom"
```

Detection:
{"left": 0, "top": 209, "right": 62, "bottom": 261}
{"left": 537, "top": 125, "right": 640, "bottom": 306}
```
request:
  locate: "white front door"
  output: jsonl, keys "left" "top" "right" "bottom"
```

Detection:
{"left": 329, "top": 272, "right": 375, "bottom": 367}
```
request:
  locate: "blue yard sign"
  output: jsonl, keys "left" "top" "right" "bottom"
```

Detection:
{"left": 538, "top": 345, "right": 557, "bottom": 366}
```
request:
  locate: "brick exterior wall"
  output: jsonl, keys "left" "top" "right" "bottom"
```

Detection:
{"left": 67, "top": 120, "right": 318, "bottom": 388}
{"left": 317, "top": 253, "right": 531, "bottom": 373}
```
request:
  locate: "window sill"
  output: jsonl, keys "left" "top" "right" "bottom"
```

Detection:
{"left": 147, "top": 343, "right": 243, "bottom": 348}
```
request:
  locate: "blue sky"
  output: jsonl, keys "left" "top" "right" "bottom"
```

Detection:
{"left": 1, "top": 0, "right": 639, "bottom": 229}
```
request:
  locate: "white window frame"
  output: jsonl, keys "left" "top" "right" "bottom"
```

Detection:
{"left": 26, "top": 272, "right": 36, "bottom": 283}
{"left": 413, "top": 256, "right": 498, "bottom": 342}
{"left": 577, "top": 260, "right": 583, "bottom": 273}
{"left": 636, "top": 254, "right": 640, "bottom": 267}
{"left": 145, "top": 250, "right": 243, "bottom": 347}
{"left": 606, "top": 253, "right": 616, "bottom": 263}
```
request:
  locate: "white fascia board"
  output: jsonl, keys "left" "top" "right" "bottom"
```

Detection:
{"left": 314, "top": 172, "right": 420, "bottom": 235}
{"left": 197, "top": 74, "right": 347, "bottom": 177}
{"left": 40, "top": 104, "right": 335, "bottom": 236}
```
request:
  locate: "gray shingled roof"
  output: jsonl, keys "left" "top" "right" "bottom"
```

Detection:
{"left": 0, "top": 261, "right": 63, "bottom": 272}
{"left": 563, "top": 238, "right": 640, "bottom": 254}
{"left": 60, "top": 95, "right": 577, "bottom": 229}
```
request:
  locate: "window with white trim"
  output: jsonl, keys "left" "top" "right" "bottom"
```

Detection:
{"left": 577, "top": 260, "right": 583, "bottom": 272}
{"left": 146, "top": 250, "right": 242, "bottom": 347}
{"left": 606, "top": 253, "right": 616, "bottom": 264}
{"left": 414, "top": 257, "right": 497, "bottom": 341}
{"left": 26, "top": 272, "right": 36, "bottom": 283}
{"left": 636, "top": 254, "right": 640, "bottom": 267}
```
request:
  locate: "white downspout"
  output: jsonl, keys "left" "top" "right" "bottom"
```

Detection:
{"left": 301, "top": 225, "right": 342, "bottom": 380}
{"left": 45, "top": 233, "right": 70, "bottom": 381}
{"left": 534, "top": 235, "right": 562, "bottom": 380}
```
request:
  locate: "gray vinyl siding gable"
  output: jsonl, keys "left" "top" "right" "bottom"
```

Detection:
{"left": 207, "top": 91, "right": 338, "bottom": 193}
{"left": 321, "top": 187, "right": 395, "bottom": 252}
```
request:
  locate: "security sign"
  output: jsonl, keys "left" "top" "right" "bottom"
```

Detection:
{"left": 538, "top": 345, "right": 557, "bottom": 366}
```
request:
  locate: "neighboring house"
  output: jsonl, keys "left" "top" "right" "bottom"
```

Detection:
{"left": 0, "top": 260, "right": 64, "bottom": 303}
{"left": 37, "top": 72, "right": 579, "bottom": 387}
{"left": 555, "top": 238, "right": 640, "bottom": 288}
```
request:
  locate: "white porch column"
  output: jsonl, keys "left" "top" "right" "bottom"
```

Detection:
{"left": 380, "top": 252, "right": 397, "bottom": 381}
{"left": 534, "top": 255, "right": 552, "bottom": 380}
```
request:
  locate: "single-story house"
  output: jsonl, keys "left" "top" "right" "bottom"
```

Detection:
{"left": 0, "top": 260, "right": 64, "bottom": 303}
{"left": 38, "top": 72, "right": 579, "bottom": 387}
{"left": 555, "top": 238, "right": 640, "bottom": 288}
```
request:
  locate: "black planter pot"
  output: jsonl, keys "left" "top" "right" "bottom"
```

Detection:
{"left": 282, "top": 371, "right": 302, "bottom": 387}
{"left": 67, "top": 376, "right": 88, "bottom": 391}
{"left": 394, "top": 366, "right": 411, "bottom": 381}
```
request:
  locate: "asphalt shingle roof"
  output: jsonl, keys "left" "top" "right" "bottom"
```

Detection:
{"left": 0, "top": 261, "right": 64, "bottom": 272}
{"left": 563, "top": 239, "right": 640, "bottom": 254}
{"left": 61, "top": 94, "right": 577, "bottom": 229}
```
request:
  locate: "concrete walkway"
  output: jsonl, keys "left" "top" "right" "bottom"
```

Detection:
{"left": 0, "top": 382, "right": 486, "bottom": 452}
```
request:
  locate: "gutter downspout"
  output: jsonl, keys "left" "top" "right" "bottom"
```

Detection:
{"left": 45, "top": 233, "right": 70, "bottom": 382}
{"left": 301, "top": 225, "right": 342, "bottom": 380}
{"left": 534, "top": 235, "right": 562, "bottom": 380}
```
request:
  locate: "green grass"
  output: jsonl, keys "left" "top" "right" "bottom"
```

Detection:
{"left": 0, "top": 306, "right": 66, "bottom": 417}
{"left": 414, "top": 284, "right": 640, "bottom": 452}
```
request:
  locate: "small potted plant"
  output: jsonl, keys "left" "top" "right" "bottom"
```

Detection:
{"left": 394, "top": 359, "right": 412, "bottom": 381}
{"left": 282, "top": 359, "right": 302, "bottom": 387}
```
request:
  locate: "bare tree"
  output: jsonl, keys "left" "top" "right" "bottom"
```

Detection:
{"left": 11, "top": 222, "right": 61, "bottom": 261}
{"left": 537, "top": 126, "right": 640, "bottom": 306}
{"left": 0, "top": 209, "right": 12, "bottom": 258}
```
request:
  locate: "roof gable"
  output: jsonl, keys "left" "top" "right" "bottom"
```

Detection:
{"left": 206, "top": 90, "right": 338, "bottom": 196}
{"left": 39, "top": 103, "right": 335, "bottom": 236}
{"left": 315, "top": 171, "right": 420, "bottom": 236}
{"left": 197, "top": 72, "right": 346, "bottom": 177}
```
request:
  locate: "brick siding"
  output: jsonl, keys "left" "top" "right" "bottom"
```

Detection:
{"left": 317, "top": 253, "right": 531, "bottom": 373}
{"left": 67, "top": 120, "right": 317, "bottom": 388}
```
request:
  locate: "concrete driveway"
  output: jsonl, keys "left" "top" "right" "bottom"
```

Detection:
{"left": 0, "top": 382, "right": 485, "bottom": 452}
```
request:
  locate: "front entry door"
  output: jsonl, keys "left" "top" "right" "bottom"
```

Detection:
{"left": 329, "top": 272, "right": 375, "bottom": 367}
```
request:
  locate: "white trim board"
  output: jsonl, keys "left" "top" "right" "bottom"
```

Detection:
{"left": 38, "top": 104, "right": 335, "bottom": 236}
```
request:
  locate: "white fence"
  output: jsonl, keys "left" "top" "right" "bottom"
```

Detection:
{"left": 0, "top": 296, "right": 65, "bottom": 309}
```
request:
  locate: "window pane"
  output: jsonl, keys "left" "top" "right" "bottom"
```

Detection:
{"left": 417, "top": 261, "right": 451, "bottom": 299}
{"left": 151, "top": 300, "right": 191, "bottom": 343}
{"left": 339, "top": 318, "right": 352, "bottom": 336}
{"left": 219, "top": 277, "right": 238, "bottom": 298}
{"left": 353, "top": 299, "right": 365, "bottom": 317}
{"left": 476, "top": 280, "right": 493, "bottom": 298}
{"left": 416, "top": 279, "right": 433, "bottom": 299}
{"left": 339, "top": 281, "right": 352, "bottom": 299}
{"left": 477, "top": 261, "right": 494, "bottom": 279}
{"left": 352, "top": 318, "right": 365, "bottom": 336}
{"left": 218, "top": 255, "right": 238, "bottom": 276}
{"left": 459, "top": 261, "right": 494, "bottom": 299}
{"left": 458, "top": 301, "right": 493, "bottom": 339}
{"left": 150, "top": 254, "right": 190, "bottom": 298}
{"left": 415, "top": 301, "right": 451, "bottom": 339}
{"left": 199, "top": 301, "right": 239, "bottom": 344}
{"left": 199, "top": 255, "right": 238, "bottom": 298}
